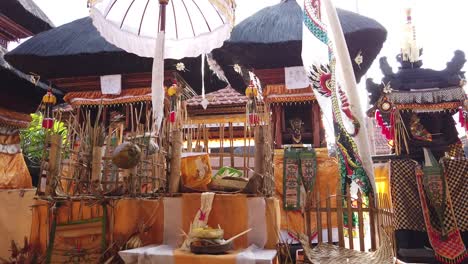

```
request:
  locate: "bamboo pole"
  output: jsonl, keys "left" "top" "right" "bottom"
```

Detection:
{"left": 243, "top": 123, "right": 247, "bottom": 177}
{"left": 47, "top": 134, "right": 62, "bottom": 196}
{"left": 326, "top": 186, "right": 332, "bottom": 244}
{"left": 203, "top": 124, "right": 209, "bottom": 153}
{"left": 169, "top": 129, "right": 182, "bottom": 193}
{"left": 346, "top": 184, "right": 354, "bottom": 249}
{"left": 254, "top": 125, "right": 265, "bottom": 178}
{"left": 369, "top": 193, "right": 377, "bottom": 251}
{"left": 336, "top": 184, "right": 344, "bottom": 247}
{"left": 229, "top": 122, "right": 234, "bottom": 167}
{"left": 220, "top": 123, "right": 224, "bottom": 168}
{"left": 316, "top": 190, "right": 322, "bottom": 243}
{"left": 357, "top": 190, "right": 365, "bottom": 251}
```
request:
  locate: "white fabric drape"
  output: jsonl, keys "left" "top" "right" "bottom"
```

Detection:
{"left": 90, "top": 0, "right": 234, "bottom": 59}
{"left": 321, "top": 0, "right": 375, "bottom": 192}
{"left": 152, "top": 31, "right": 166, "bottom": 131}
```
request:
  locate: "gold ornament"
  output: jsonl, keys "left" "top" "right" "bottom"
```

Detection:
{"left": 245, "top": 83, "right": 258, "bottom": 97}
{"left": 167, "top": 85, "right": 177, "bottom": 96}
{"left": 42, "top": 91, "right": 56, "bottom": 105}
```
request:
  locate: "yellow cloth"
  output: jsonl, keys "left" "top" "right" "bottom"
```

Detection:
{"left": 181, "top": 153, "right": 212, "bottom": 190}
{"left": 274, "top": 148, "right": 339, "bottom": 234}
{"left": 374, "top": 163, "right": 390, "bottom": 196}
{"left": 174, "top": 249, "right": 238, "bottom": 264}
{"left": 181, "top": 193, "right": 248, "bottom": 249}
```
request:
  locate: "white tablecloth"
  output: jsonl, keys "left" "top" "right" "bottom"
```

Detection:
{"left": 119, "top": 245, "right": 277, "bottom": 264}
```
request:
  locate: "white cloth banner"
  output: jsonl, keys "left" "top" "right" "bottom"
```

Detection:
{"left": 301, "top": 0, "right": 375, "bottom": 192}
{"left": 284, "top": 66, "right": 310, "bottom": 89}
{"left": 100, "top": 74, "right": 122, "bottom": 95}
{"left": 163, "top": 197, "right": 183, "bottom": 247}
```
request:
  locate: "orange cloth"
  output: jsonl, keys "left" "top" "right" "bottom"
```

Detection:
{"left": 0, "top": 134, "right": 20, "bottom": 145}
{"left": 0, "top": 153, "right": 32, "bottom": 189}
{"left": 112, "top": 198, "right": 164, "bottom": 245}
{"left": 30, "top": 198, "right": 164, "bottom": 254}
{"left": 181, "top": 193, "right": 248, "bottom": 249}
{"left": 174, "top": 249, "right": 238, "bottom": 264}
{"left": 274, "top": 148, "right": 339, "bottom": 234}
{"left": 180, "top": 153, "right": 212, "bottom": 190}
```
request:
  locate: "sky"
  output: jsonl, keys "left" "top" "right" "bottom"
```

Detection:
{"left": 21, "top": 0, "right": 468, "bottom": 136}
{"left": 28, "top": 0, "right": 468, "bottom": 77}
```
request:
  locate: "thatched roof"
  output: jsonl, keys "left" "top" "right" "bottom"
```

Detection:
{"left": 0, "top": 47, "right": 59, "bottom": 114}
{"left": 0, "top": 0, "right": 54, "bottom": 34}
{"left": 6, "top": 1, "right": 386, "bottom": 94}
{"left": 212, "top": 0, "right": 387, "bottom": 84}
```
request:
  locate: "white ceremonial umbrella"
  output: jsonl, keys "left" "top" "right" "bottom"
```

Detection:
{"left": 90, "top": 0, "right": 236, "bottom": 129}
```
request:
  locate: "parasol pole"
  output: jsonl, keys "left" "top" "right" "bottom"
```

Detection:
{"left": 152, "top": 0, "right": 169, "bottom": 133}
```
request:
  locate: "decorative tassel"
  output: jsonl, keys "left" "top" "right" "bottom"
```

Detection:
{"left": 389, "top": 108, "right": 395, "bottom": 141}
{"left": 40, "top": 87, "right": 56, "bottom": 129}
{"left": 459, "top": 107, "right": 465, "bottom": 127}
{"left": 167, "top": 81, "right": 178, "bottom": 124}
{"left": 245, "top": 80, "right": 259, "bottom": 126}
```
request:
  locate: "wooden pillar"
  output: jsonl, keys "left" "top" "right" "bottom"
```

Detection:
{"left": 274, "top": 104, "right": 283, "bottom": 148}
{"left": 254, "top": 125, "right": 265, "bottom": 176}
{"left": 169, "top": 129, "right": 182, "bottom": 193}
{"left": 46, "top": 134, "right": 62, "bottom": 196}
{"left": 312, "top": 102, "right": 321, "bottom": 148}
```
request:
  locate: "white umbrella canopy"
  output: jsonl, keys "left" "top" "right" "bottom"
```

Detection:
{"left": 90, "top": 0, "right": 235, "bottom": 59}
{"left": 89, "top": 0, "right": 236, "bottom": 129}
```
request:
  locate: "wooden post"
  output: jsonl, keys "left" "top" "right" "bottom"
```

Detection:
{"left": 168, "top": 129, "right": 182, "bottom": 193}
{"left": 220, "top": 123, "right": 224, "bottom": 168}
{"left": 369, "top": 193, "right": 377, "bottom": 251}
{"left": 357, "top": 190, "right": 365, "bottom": 251}
{"left": 243, "top": 123, "right": 247, "bottom": 177}
{"left": 346, "top": 184, "right": 354, "bottom": 250}
{"left": 336, "top": 184, "right": 344, "bottom": 247}
{"left": 254, "top": 125, "right": 265, "bottom": 177}
{"left": 316, "top": 190, "right": 322, "bottom": 243}
{"left": 312, "top": 103, "right": 321, "bottom": 148}
{"left": 229, "top": 122, "right": 234, "bottom": 167}
{"left": 204, "top": 124, "right": 209, "bottom": 153}
{"left": 47, "top": 134, "right": 62, "bottom": 196}
{"left": 275, "top": 105, "right": 283, "bottom": 148}
{"left": 305, "top": 192, "right": 312, "bottom": 244}
{"left": 326, "top": 187, "right": 332, "bottom": 244}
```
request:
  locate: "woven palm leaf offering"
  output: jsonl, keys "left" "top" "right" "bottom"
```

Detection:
{"left": 180, "top": 192, "right": 251, "bottom": 254}
{"left": 209, "top": 167, "right": 247, "bottom": 192}
{"left": 189, "top": 226, "right": 252, "bottom": 254}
